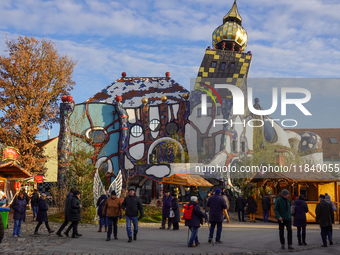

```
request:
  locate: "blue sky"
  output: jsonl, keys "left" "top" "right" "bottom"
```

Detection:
{"left": 0, "top": 0, "right": 339, "bottom": 139}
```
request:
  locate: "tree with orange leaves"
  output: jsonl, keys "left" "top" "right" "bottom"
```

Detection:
{"left": 0, "top": 35, "right": 76, "bottom": 174}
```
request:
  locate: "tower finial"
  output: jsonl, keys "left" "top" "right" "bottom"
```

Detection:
{"left": 223, "top": 0, "right": 242, "bottom": 25}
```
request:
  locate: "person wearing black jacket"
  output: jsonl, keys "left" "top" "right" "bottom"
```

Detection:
{"left": 316, "top": 194, "right": 334, "bottom": 247}
{"left": 235, "top": 193, "right": 246, "bottom": 222}
{"left": 171, "top": 193, "right": 180, "bottom": 230}
{"left": 96, "top": 191, "right": 109, "bottom": 232}
{"left": 56, "top": 188, "right": 77, "bottom": 237}
{"left": 31, "top": 189, "right": 39, "bottom": 220}
{"left": 34, "top": 193, "right": 54, "bottom": 234}
{"left": 65, "top": 190, "right": 82, "bottom": 238}
{"left": 185, "top": 196, "right": 205, "bottom": 247}
{"left": 122, "top": 187, "right": 144, "bottom": 243}
{"left": 262, "top": 194, "right": 271, "bottom": 222}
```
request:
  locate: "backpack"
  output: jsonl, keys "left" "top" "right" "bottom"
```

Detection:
{"left": 182, "top": 204, "right": 194, "bottom": 220}
{"left": 290, "top": 204, "right": 295, "bottom": 216}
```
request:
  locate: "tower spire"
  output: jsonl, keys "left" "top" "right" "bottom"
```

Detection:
{"left": 223, "top": 0, "right": 242, "bottom": 25}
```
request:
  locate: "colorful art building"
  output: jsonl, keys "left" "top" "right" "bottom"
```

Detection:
{"left": 57, "top": 1, "right": 335, "bottom": 202}
{"left": 58, "top": 74, "right": 190, "bottom": 200}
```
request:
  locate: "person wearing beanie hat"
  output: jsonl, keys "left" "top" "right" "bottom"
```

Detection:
{"left": 316, "top": 194, "right": 334, "bottom": 247}
{"left": 274, "top": 189, "right": 294, "bottom": 250}
{"left": 122, "top": 186, "right": 144, "bottom": 243}
{"left": 207, "top": 187, "right": 228, "bottom": 244}
{"left": 215, "top": 188, "right": 221, "bottom": 195}
{"left": 292, "top": 194, "right": 309, "bottom": 246}
{"left": 170, "top": 193, "right": 180, "bottom": 230}
{"left": 160, "top": 190, "right": 172, "bottom": 230}
{"left": 96, "top": 190, "right": 109, "bottom": 232}
{"left": 185, "top": 193, "right": 205, "bottom": 247}
{"left": 34, "top": 193, "right": 54, "bottom": 235}
{"left": 103, "top": 190, "right": 123, "bottom": 241}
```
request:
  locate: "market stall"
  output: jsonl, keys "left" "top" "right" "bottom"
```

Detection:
{"left": 159, "top": 174, "right": 213, "bottom": 202}
{"left": 249, "top": 170, "right": 340, "bottom": 222}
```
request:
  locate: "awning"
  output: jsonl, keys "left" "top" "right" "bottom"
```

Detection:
{"left": 160, "top": 174, "right": 213, "bottom": 187}
{"left": 0, "top": 161, "right": 32, "bottom": 179}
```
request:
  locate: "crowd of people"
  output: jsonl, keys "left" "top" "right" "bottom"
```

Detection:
{"left": 0, "top": 185, "right": 337, "bottom": 250}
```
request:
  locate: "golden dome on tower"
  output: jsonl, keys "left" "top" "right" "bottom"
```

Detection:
{"left": 212, "top": 0, "right": 248, "bottom": 52}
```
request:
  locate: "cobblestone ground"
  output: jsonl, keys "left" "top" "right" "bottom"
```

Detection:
{"left": 1, "top": 210, "right": 339, "bottom": 255}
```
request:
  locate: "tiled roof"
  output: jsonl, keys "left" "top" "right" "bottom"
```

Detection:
{"left": 86, "top": 77, "right": 189, "bottom": 108}
{"left": 286, "top": 128, "right": 340, "bottom": 159}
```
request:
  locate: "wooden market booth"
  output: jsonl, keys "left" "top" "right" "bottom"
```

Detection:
{"left": 0, "top": 161, "right": 32, "bottom": 203}
{"left": 249, "top": 170, "right": 340, "bottom": 223}
{"left": 160, "top": 174, "right": 213, "bottom": 202}
{"left": 160, "top": 174, "right": 213, "bottom": 223}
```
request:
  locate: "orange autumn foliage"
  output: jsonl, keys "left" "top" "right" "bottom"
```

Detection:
{"left": 0, "top": 35, "right": 76, "bottom": 174}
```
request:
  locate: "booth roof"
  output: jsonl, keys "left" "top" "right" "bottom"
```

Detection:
{"left": 249, "top": 168, "right": 340, "bottom": 183}
{"left": 160, "top": 174, "right": 213, "bottom": 187}
{"left": 0, "top": 161, "right": 32, "bottom": 179}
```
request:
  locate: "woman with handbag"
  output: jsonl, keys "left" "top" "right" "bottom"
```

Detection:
{"left": 292, "top": 194, "right": 308, "bottom": 246}
{"left": 170, "top": 193, "right": 180, "bottom": 230}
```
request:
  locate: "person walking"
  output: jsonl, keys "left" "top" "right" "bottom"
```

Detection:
{"left": 65, "top": 190, "right": 82, "bottom": 238}
{"left": 160, "top": 190, "right": 172, "bottom": 229}
{"left": 31, "top": 189, "right": 39, "bottom": 221}
{"left": 34, "top": 193, "right": 54, "bottom": 235}
{"left": 262, "top": 194, "right": 271, "bottom": 222}
{"left": 315, "top": 194, "right": 334, "bottom": 247}
{"left": 56, "top": 188, "right": 80, "bottom": 237}
{"left": 235, "top": 193, "right": 246, "bottom": 222}
{"left": 97, "top": 190, "right": 109, "bottom": 232}
{"left": 274, "top": 189, "right": 294, "bottom": 250}
{"left": 11, "top": 191, "right": 27, "bottom": 237}
{"left": 122, "top": 187, "right": 144, "bottom": 243}
{"left": 207, "top": 188, "right": 228, "bottom": 244}
{"left": 247, "top": 195, "right": 257, "bottom": 223}
{"left": 103, "top": 191, "right": 123, "bottom": 241}
{"left": 292, "top": 194, "right": 308, "bottom": 246}
{"left": 185, "top": 196, "right": 205, "bottom": 247}
{"left": 171, "top": 193, "right": 180, "bottom": 230}
{"left": 324, "top": 193, "right": 337, "bottom": 245}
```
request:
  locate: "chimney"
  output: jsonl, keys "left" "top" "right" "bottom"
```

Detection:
{"left": 274, "top": 149, "right": 287, "bottom": 166}
{"left": 47, "top": 129, "right": 50, "bottom": 140}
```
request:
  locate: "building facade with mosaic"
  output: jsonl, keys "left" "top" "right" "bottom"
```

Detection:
{"left": 57, "top": 1, "right": 331, "bottom": 202}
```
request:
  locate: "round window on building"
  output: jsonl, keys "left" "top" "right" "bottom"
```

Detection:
{"left": 85, "top": 127, "right": 107, "bottom": 144}
{"left": 166, "top": 122, "right": 178, "bottom": 135}
{"left": 150, "top": 119, "right": 161, "bottom": 132}
{"left": 131, "top": 125, "right": 143, "bottom": 137}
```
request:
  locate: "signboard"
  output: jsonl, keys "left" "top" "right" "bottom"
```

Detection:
{"left": 34, "top": 176, "right": 44, "bottom": 183}
{"left": 2, "top": 147, "right": 20, "bottom": 163}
